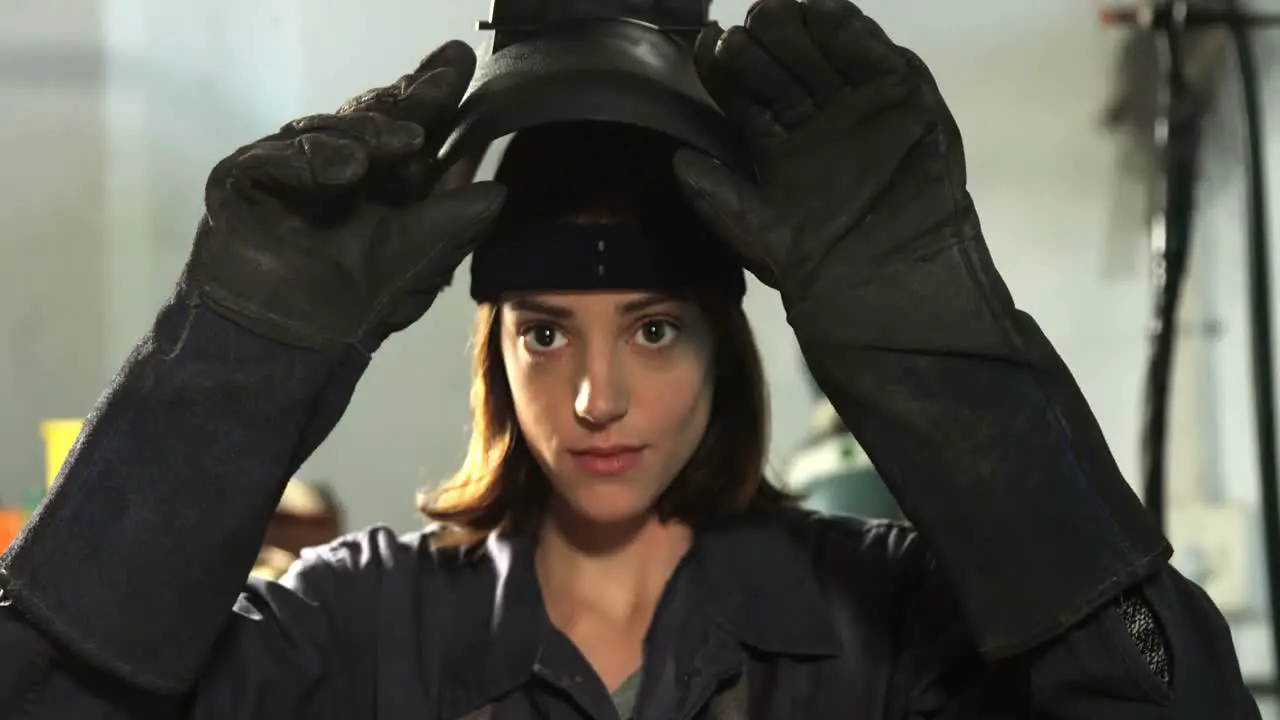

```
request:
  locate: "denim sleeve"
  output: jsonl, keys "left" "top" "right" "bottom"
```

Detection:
{"left": 1019, "top": 569, "right": 1259, "bottom": 718}
{"left": 0, "top": 298, "right": 367, "bottom": 697}
{"left": 896, "top": 564, "right": 1261, "bottom": 719}
{"left": 0, "top": 532, "right": 396, "bottom": 720}
{"left": 0, "top": 578, "right": 342, "bottom": 720}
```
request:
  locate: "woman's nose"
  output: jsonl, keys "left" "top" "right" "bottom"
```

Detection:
{"left": 573, "top": 350, "right": 628, "bottom": 428}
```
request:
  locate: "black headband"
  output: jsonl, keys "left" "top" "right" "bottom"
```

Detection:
{"left": 466, "top": 122, "right": 747, "bottom": 303}
{"left": 469, "top": 218, "right": 746, "bottom": 302}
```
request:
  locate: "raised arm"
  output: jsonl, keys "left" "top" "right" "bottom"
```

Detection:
{"left": 0, "top": 40, "right": 504, "bottom": 716}
{"left": 673, "top": 0, "right": 1256, "bottom": 714}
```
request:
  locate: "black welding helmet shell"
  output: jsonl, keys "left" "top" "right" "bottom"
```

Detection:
{"left": 436, "top": 17, "right": 753, "bottom": 186}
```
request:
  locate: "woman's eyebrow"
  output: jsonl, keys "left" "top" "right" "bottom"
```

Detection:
{"left": 618, "top": 294, "right": 675, "bottom": 315}
{"left": 507, "top": 298, "right": 574, "bottom": 319}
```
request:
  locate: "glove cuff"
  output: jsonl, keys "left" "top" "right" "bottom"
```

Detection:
{"left": 0, "top": 299, "right": 355, "bottom": 694}
{"left": 791, "top": 229, "right": 1170, "bottom": 657}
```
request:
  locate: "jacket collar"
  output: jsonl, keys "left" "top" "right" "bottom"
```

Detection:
{"left": 437, "top": 511, "right": 842, "bottom": 718}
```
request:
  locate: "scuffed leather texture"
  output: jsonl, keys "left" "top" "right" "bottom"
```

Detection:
{"left": 673, "top": 0, "right": 1170, "bottom": 657}
{"left": 789, "top": 233, "right": 1171, "bottom": 658}
{"left": 185, "top": 40, "right": 506, "bottom": 355}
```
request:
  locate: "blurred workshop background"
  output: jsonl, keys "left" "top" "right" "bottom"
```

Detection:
{"left": 4, "top": 0, "right": 1280, "bottom": 711}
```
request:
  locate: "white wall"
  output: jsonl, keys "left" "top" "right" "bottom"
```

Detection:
{"left": 0, "top": 0, "right": 108, "bottom": 509}
{"left": 4, "top": 0, "right": 1280, "bottom": 692}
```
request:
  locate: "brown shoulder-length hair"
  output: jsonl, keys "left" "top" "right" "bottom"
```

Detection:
{"left": 419, "top": 288, "right": 795, "bottom": 547}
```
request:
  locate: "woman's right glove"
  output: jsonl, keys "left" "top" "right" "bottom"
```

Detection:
{"left": 185, "top": 39, "right": 506, "bottom": 356}
{"left": 0, "top": 41, "right": 505, "bottom": 697}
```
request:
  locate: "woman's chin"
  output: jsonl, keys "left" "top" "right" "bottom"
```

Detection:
{"left": 558, "top": 485, "right": 657, "bottom": 529}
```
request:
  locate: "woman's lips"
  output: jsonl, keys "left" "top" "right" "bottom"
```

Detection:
{"left": 568, "top": 446, "right": 646, "bottom": 476}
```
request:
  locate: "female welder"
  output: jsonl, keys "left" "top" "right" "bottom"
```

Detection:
{"left": 0, "top": 0, "right": 1258, "bottom": 717}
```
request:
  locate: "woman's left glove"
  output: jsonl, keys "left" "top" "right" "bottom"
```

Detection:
{"left": 675, "top": 0, "right": 977, "bottom": 336}
{"left": 675, "top": 0, "right": 1168, "bottom": 659}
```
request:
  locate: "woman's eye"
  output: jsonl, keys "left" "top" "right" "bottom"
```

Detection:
{"left": 635, "top": 319, "right": 680, "bottom": 348}
{"left": 521, "top": 325, "right": 566, "bottom": 352}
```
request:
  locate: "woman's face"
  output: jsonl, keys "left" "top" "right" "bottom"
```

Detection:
{"left": 500, "top": 291, "right": 715, "bottom": 526}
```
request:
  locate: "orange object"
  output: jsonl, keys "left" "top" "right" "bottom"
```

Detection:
{"left": 0, "top": 508, "right": 26, "bottom": 553}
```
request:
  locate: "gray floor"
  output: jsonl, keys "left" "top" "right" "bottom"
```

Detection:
{"left": 1259, "top": 694, "right": 1277, "bottom": 718}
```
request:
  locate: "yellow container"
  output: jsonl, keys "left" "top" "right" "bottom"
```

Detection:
{"left": 40, "top": 419, "right": 84, "bottom": 489}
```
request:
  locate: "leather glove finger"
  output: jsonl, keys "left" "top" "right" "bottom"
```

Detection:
{"left": 286, "top": 111, "right": 426, "bottom": 159}
{"left": 693, "top": 23, "right": 787, "bottom": 149}
{"left": 672, "top": 148, "right": 784, "bottom": 290}
{"left": 209, "top": 111, "right": 425, "bottom": 197}
{"left": 709, "top": 24, "right": 818, "bottom": 131}
{"left": 383, "top": 182, "right": 508, "bottom": 291}
{"left": 357, "top": 181, "right": 507, "bottom": 348}
{"left": 283, "top": 112, "right": 435, "bottom": 200}
{"left": 333, "top": 42, "right": 476, "bottom": 198}
{"left": 339, "top": 67, "right": 467, "bottom": 147}
{"left": 341, "top": 67, "right": 472, "bottom": 201}
{"left": 337, "top": 39, "right": 475, "bottom": 122}
{"left": 798, "top": 0, "right": 908, "bottom": 84}
{"left": 217, "top": 134, "right": 372, "bottom": 197}
{"left": 741, "top": 0, "right": 845, "bottom": 106}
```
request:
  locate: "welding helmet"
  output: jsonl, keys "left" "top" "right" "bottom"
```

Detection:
{"left": 436, "top": 0, "right": 751, "bottom": 187}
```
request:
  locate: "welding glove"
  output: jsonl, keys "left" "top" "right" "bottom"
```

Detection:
{"left": 185, "top": 40, "right": 505, "bottom": 356}
{"left": 674, "top": 0, "right": 1169, "bottom": 658}
{"left": 0, "top": 41, "right": 504, "bottom": 695}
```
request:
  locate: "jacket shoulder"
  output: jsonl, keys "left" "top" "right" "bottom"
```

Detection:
{"left": 776, "top": 508, "right": 960, "bottom": 621}
{"left": 283, "top": 523, "right": 476, "bottom": 588}
{"left": 777, "top": 508, "right": 976, "bottom": 657}
{"left": 776, "top": 507, "right": 933, "bottom": 575}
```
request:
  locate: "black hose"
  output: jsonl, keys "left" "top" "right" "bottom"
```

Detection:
{"left": 1225, "top": 0, "right": 1280, "bottom": 690}
{"left": 1141, "top": 8, "right": 1200, "bottom": 534}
